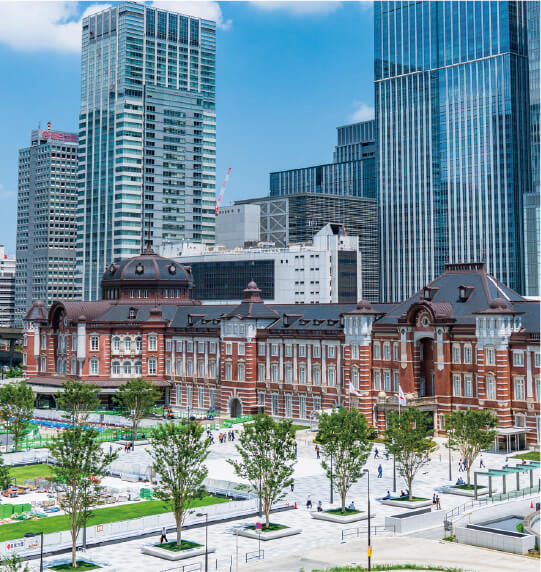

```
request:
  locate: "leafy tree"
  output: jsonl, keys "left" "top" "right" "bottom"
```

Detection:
{"left": 383, "top": 408, "right": 436, "bottom": 501}
{"left": 0, "top": 554, "right": 29, "bottom": 572}
{"left": 0, "top": 453, "right": 10, "bottom": 490}
{"left": 56, "top": 379, "right": 100, "bottom": 425}
{"left": 228, "top": 414, "right": 296, "bottom": 528}
{"left": 49, "top": 425, "right": 117, "bottom": 568}
{"left": 318, "top": 407, "right": 377, "bottom": 513}
{"left": 5, "top": 368, "right": 23, "bottom": 379}
{"left": 445, "top": 409, "right": 498, "bottom": 485}
{"left": 0, "top": 381, "right": 34, "bottom": 451}
{"left": 149, "top": 421, "right": 210, "bottom": 546}
{"left": 113, "top": 378, "right": 161, "bottom": 440}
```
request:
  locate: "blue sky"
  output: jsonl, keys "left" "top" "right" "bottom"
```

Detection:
{"left": 0, "top": 1, "right": 374, "bottom": 254}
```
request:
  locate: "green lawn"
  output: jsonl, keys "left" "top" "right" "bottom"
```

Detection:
{"left": 325, "top": 508, "right": 363, "bottom": 515}
{"left": 246, "top": 522, "right": 288, "bottom": 532}
{"left": 389, "top": 496, "right": 429, "bottom": 502}
{"left": 158, "top": 540, "right": 202, "bottom": 552}
{"left": 9, "top": 464, "right": 56, "bottom": 482}
{"left": 514, "top": 451, "right": 540, "bottom": 462}
{"left": 452, "top": 484, "right": 482, "bottom": 490}
{"left": 50, "top": 563, "right": 101, "bottom": 571}
{"left": 0, "top": 497, "right": 228, "bottom": 541}
{"left": 291, "top": 424, "right": 310, "bottom": 433}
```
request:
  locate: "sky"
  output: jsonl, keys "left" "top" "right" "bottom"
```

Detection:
{"left": 0, "top": 0, "right": 374, "bottom": 255}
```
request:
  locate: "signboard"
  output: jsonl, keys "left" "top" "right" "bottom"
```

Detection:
{"left": 97, "top": 525, "right": 104, "bottom": 533}
{"left": 255, "top": 522, "right": 262, "bottom": 531}
{"left": 39, "top": 130, "right": 77, "bottom": 143}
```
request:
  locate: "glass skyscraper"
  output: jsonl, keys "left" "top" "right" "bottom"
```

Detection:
{"left": 78, "top": 2, "right": 216, "bottom": 300}
{"left": 376, "top": 1, "right": 533, "bottom": 301}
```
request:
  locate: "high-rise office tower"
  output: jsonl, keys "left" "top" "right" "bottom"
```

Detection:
{"left": 15, "top": 129, "right": 79, "bottom": 325}
{"left": 0, "top": 246, "right": 16, "bottom": 327}
{"left": 376, "top": 1, "right": 532, "bottom": 301}
{"left": 525, "top": 1, "right": 540, "bottom": 296}
{"left": 78, "top": 2, "right": 216, "bottom": 300}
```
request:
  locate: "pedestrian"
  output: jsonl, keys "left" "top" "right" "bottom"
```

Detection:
{"left": 458, "top": 459, "right": 463, "bottom": 472}
{"left": 231, "top": 430, "right": 235, "bottom": 441}
{"left": 436, "top": 495, "right": 441, "bottom": 510}
{"left": 377, "top": 464, "right": 383, "bottom": 478}
{"left": 374, "top": 447, "right": 379, "bottom": 459}
{"left": 317, "top": 500, "right": 323, "bottom": 512}
{"left": 479, "top": 455, "right": 485, "bottom": 468}
{"left": 463, "top": 460, "right": 467, "bottom": 471}
{"left": 109, "top": 444, "right": 112, "bottom": 456}
{"left": 290, "top": 482, "right": 294, "bottom": 492}
{"left": 432, "top": 493, "right": 437, "bottom": 506}
{"left": 306, "top": 497, "right": 312, "bottom": 510}
{"left": 160, "top": 526, "right": 168, "bottom": 544}
{"left": 315, "top": 445, "right": 320, "bottom": 459}
{"left": 384, "top": 449, "right": 390, "bottom": 460}
{"left": 294, "top": 442, "right": 298, "bottom": 457}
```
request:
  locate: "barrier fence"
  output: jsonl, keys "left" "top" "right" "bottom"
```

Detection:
{"left": 341, "top": 524, "right": 394, "bottom": 541}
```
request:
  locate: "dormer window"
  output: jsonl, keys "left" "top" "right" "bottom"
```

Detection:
{"left": 458, "top": 285, "right": 474, "bottom": 302}
{"left": 128, "top": 308, "right": 137, "bottom": 320}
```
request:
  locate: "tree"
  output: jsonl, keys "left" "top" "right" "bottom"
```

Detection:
{"left": 445, "top": 409, "right": 498, "bottom": 485}
{"left": 113, "top": 378, "right": 160, "bottom": 440}
{"left": 49, "top": 425, "right": 117, "bottom": 568}
{"left": 0, "top": 381, "right": 34, "bottom": 451}
{"left": 0, "top": 554, "right": 29, "bottom": 572}
{"left": 228, "top": 414, "right": 296, "bottom": 528}
{"left": 383, "top": 408, "right": 436, "bottom": 501}
{"left": 318, "top": 407, "right": 377, "bottom": 513}
{"left": 56, "top": 379, "right": 100, "bottom": 425}
{"left": 0, "top": 453, "right": 10, "bottom": 490}
{"left": 149, "top": 421, "right": 210, "bottom": 546}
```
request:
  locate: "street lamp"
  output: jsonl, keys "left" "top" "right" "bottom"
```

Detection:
{"left": 24, "top": 531, "right": 43, "bottom": 572}
{"left": 196, "top": 512, "right": 209, "bottom": 572}
{"left": 447, "top": 429, "right": 452, "bottom": 482}
{"left": 330, "top": 452, "right": 334, "bottom": 504}
{"left": 392, "top": 438, "right": 396, "bottom": 492}
{"left": 363, "top": 469, "right": 371, "bottom": 572}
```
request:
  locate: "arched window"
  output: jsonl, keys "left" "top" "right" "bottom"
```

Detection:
{"left": 112, "top": 336, "right": 120, "bottom": 352}
{"left": 452, "top": 344, "right": 461, "bottom": 363}
{"left": 90, "top": 358, "right": 99, "bottom": 375}
{"left": 134, "top": 360, "right": 142, "bottom": 375}
{"left": 486, "top": 373, "right": 496, "bottom": 400}
{"left": 225, "top": 360, "right": 232, "bottom": 381}
{"left": 124, "top": 337, "right": 132, "bottom": 352}
{"left": 148, "top": 357, "right": 157, "bottom": 375}
{"left": 135, "top": 336, "right": 143, "bottom": 352}
{"left": 123, "top": 361, "right": 132, "bottom": 376}
{"left": 352, "top": 366, "right": 359, "bottom": 388}
{"left": 111, "top": 361, "right": 120, "bottom": 376}
{"left": 71, "top": 356, "right": 77, "bottom": 375}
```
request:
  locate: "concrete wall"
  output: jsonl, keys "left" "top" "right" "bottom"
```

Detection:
{"left": 385, "top": 508, "right": 445, "bottom": 534}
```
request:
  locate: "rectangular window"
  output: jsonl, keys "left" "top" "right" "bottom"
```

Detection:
{"left": 258, "top": 342, "right": 266, "bottom": 357}
{"left": 464, "top": 345, "right": 473, "bottom": 364}
{"left": 187, "top": 386, "right": 193, "bottom": 407}
{"left": 209, "top": 360, "right": 216, "bottom": 378}
{"left": 327, "top": 345, "right": 336, "bottom": 358}
{"left": 313, "top": 395, "right": 321, "bottom": 411}
{"left": 186, "top": 360, "right": 193, "bottom": 376}
{"left": 373, "top": 342, "right": 381, "bottom": 360}
{"left": 225, "top": 361, "right": 232, "bottom": 380}
{"left": 536, "top": 376, "right": 540, "bottom": 400}
{"left": 198, "top": 387, "right": 204, "bottom": 408}
{"left": 176, "top": 340, "right": 183, "bottom": 352}
{"left": 237, "top": 342, "right": 245, "bottom": 356}
{"left": 285, "top": 344, "right": 292, "bottom": 357}
{"left": 313, "top": 345, "right": 321, "bottom": 358}
{"left": 486, "top": 347, "right": 495, "bottom": 365}
{"left": 90, "top": 359, "right": 99, "bottom": 375}
{"left": 176, "top": 358, "right": 183, "bottom": 376}
{"left": 513, "top": 351, "right": 525, "bottom": 367}
{"left": 351, "top": 344, "right": 359, "bottom": 360}
{"left": 383, "top": 342, "right": 391, "bottom": 361}
{"left": 393, "top": 343, "right": 399, "bottom": 361}
{"left": 514, "top": 377, "right": 525, "bottom": 400}
{"left": 299, "top": 395, "right": 306, "bottom": 419}
{"left": 271, "top": 363, "right": 278, "bottom": 382}
{"left": 148, "top": 335, "right": 157, "bottom": 351}
{"left": 225, "top": 342, "right": 232, "bottom": 355}
{"left": 186, "top": 341, "right": 193, "bottom": 352}
{"left": 198, "top": 342, "right": 205, "bottom": 354}
{"left": 176, "top": 385, "right": 182, "bottom": 405}
{"left": 486, "top": 375, "right": 496, "bottom": 400}
{"left": 237, "top": 362, "right": 245, "bottom": 381}
{"left": 285, "top": 395, "right": 292, "bottom": 417}
{"left": 285, "top": 364, "right": 293, "bottom": 383}
{"left": 453, "top": 374, "right": 462, "bottom": 396}
{"left": 90, "top": 336, "right": 99, "bottom": 352}
{"left": 383, "top": 370, "right": 391, "bottom": 391}
{"left": 373, "top": 370, "right": 381, "bottom": 390}
{"left": 452, "top": 344, "right": 461, "bottom": 363}
{"left": 327, "top": 367, "right": 336, "bottom": 386}
{"left": 258, "top": 362, "right": 265, "bottom": 381}
{"left": 271, "top": 343, "right": 279, "bottom": 356}
{"left": 272, "top": 394, "right": 279, "bottom": 416}
{"left": 165, "top": 359, "right": 171, "bottom": 375}
{"left": 535, "top": 353, "right": 540, "bottom": 368}
{"left": 209, "top": 342, "right": 216, "bottom": 354}
{"left": 209, "top": 389, "right": 216, "bottom": 411}
{"left": 313, "top": 366, "right": 321, "bottom": 385}
{"left": 41, "top": 334, "right": 47, "bottom": 350}
{"left": 165, "top": 339, "right": 172, "bottom": 352}
{"left": 299, "top": 364, "right": 306, "bottom": 384}
{"left": 257, "top": 392, "right": 265, "bottom": 407}
{"left": 197, "top": 359, "right": 205, "bottom": 377}
{"left": 298, "top": 344, "right": 306, "bottom": 358}
{"left": 464, "top": 374, "right": 473, "bottom": 397}
{"left": 393, "top": 370, "right": 399, "bottom": 392}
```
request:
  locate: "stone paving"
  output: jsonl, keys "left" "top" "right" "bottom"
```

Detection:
{"left": 31, "top": 429, "right": 539, "bottom": 572}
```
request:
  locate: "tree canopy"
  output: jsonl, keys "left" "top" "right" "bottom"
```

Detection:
{"left": 0, "top": 380, "right": 34, "bottom": 451}
{"left": 56, "top": 379, "right": 100, "bottom": 425}
{"left": 113, "top": 378, "right": 161, "bottom": 439}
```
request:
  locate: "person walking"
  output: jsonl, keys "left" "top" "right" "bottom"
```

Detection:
{"left": 306, "top": 496, "right": 312, "bottom": 510}
{"left": 374, "top": 447, "right": 379, "bottom": 459}
{"left": 290, "top": 482, "right": 294, "bottom": 493}
{"left": 458, "top": 459, "right": 463, "bottom": 472}
{"left": 315, "top": 445, "right": 320, "bottom": 459}
{"left": 317, "top": 500, "right": 323, "bottom": 512}
{"left": 436, "top": 495, "right": 441, "bottom": 510}
{"left": 160, "top": 527, "right": 168, "bottom": 544}
{"left": 377, "top": 464, "right": 383, "bottom": 478}
{"left": 479, "top": 455, "right": 485, "bottom": 468}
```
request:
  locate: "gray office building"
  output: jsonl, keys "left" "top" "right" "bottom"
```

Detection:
{"left": 15, "top": 129, "right": 79, "bottom": 325}
{"left": 237, "top": 193, "right": 379, "bottom": 302}
{"left": 376, "top": 1, "right": 533, "bottom": 301}
{"left": 270, "top": 119, "right": 376, "bottom": 198}
{"left": 78, "top": 2, "right": 216, "bottom": 300}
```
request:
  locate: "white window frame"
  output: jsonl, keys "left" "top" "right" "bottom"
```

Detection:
{"left": 464, "top": 373, "right": 473, "bottom": 397}
{"left": 383, "top": 370, "right": 391, "bottom": 391}
{"left": 258, "top": 342, "right": 266, "bottom": 357}
{"left": 383, "top": 342, "right": 391, "bottom": 361}
{"left": 90, "top": 336, "right": 99, "bottom": 352}
{"left": 313, "top": 365, "right": 321, "bottom": 386}
{"left": 485, "top": 347, "right": 495, "bottom": 366}
{"left": 148, "top": 335, "right": 157, "bottom": 352}
{"left": 351, "top": 344, "right": 359, "bottom": 360}
{"left": 453, "top": 373, "right": 462, "bottom": 396}
{"left": 225, "top": 342, "right": 232, "bottom": 355}
{"left": 298, "top": 344, "right": 306, "bottom": 358}
{"left": 285, "top": 344, "right": 292, "bottom": 357}
{"left": 486, "top": 374, "right": 496, "bottom": 400}
{"left": 373, "top": 369, "right": 381, "bottom": 390}
{"left": 373, "top": 342, "right": 381, "bottom": 360}
{"left": 452, "top": 344, "right": 461, "bottom": 364}
{"left": 299, "top": 364, "right": 306, "bottom": 384}
{"left": 513, "top": 351, "right": 525, "bottom": 367}
{"left": 90, "top": 358, "right": 99, "bottom": 375}
{"left": 257, "top": 362, "right": 266, "bottom": 381}
{"left": 514, "top": 376, "right": 525, "bottom": 400}
{"left": 237, "top": 342, "right": 245, "bottom": 356}
{"left": 327, "top": 366, "right": 336, "bottom": 386}
{"left": 148, "top": 357, "right": 157, "bottom": 375}
{"left": 327, "top": 345, "right": 336, "bottom": 359}
{"left": 225, "top": 361, "right": 232, "bottom": 381}
{"left": 237, "top": 361, "right": 245, "bottom": 381}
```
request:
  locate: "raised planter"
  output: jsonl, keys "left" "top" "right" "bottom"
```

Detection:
{"left": 381, "top": 498, "right": 432, "bottom": 509}
{"left": 237, "top": 526, "right": 302, "bottom": 541}
{"left": 443, "top": 485, "right": 491, "bottom": 497}
{"left": 141, "top": 542, "right": 216, "bottom": 561}
{"left": 45, "top": 558, "right": 115, "bottom": 571}
{"left": 311, "top": 510, "right": 375, "bottom": 524}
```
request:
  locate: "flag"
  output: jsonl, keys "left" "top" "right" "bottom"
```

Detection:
{"left": 349, "top": 381, "right": 363, "bottom": 397}
{"left": 398, "top": 385, "right": 407, "bottom": 405}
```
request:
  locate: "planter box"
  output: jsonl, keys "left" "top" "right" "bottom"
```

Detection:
{"left": 141, "top": 543, "right": 216, "bottom": 561}
{"left": 311, "top": 511, "right": 375, "bottom": 524}
{"left": 381, "top": 498, "right": 432, "bottom": 509}
{"left": 237, "top": 527, "right": 302, "bottom": 541}
{"left": 443, "top": 485, "right": 491, "bottom": 497}
{"left": 45, "top": 558, "right": 116, "bottom": 571}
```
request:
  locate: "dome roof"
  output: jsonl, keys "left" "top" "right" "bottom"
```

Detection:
{"left": 101, "top": 250, "right": 193, "bottom": 287}
{"left": 489, "top": 297, "right": 508, "bottom": 310}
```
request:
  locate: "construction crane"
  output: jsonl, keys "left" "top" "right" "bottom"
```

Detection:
{"left": 215, "top": 167, "right": 232, "bottom": 215}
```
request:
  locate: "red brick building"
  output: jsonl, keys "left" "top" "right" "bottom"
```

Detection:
{"left": 22, "top": 249, "right": 540, "bottom": 449}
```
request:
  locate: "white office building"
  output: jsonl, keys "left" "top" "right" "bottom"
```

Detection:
{"left": 216, "top": 204, "right": 260, "bottom": 248}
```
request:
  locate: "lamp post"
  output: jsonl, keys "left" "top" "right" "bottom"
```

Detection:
{"left": 24, "top": 531, "right": 43, "bottom": 572}
{"left": 196, "top": 512, "right": 209, "bottom": 572}
{"left": 330, "top": 452, "right": 334, "bottom": 504}
{"left": 363, "top": 469, "right": 371, "bottom": 572}
{"left": 392, "top": 438, "right": 396, "bottom": 492}
{"left": 447, "top": 430, "right": 452, "bottom": 482}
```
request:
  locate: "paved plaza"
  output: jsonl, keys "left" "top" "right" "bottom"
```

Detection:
{"left": 28, "top": 427, "right": 539, "bottom": 572}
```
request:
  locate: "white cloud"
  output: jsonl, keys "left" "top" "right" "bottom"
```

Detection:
{"left": 249, "top": 1, "right": 342, "bottom": 16}
{"left": 350, "top": 101, "right": 374, "bottom": 122}
{"left": 0, "top": 2, "right": 108, "bottom": 53}
{"left": 151, "top": 1, "right": 232, "bottom": 30}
